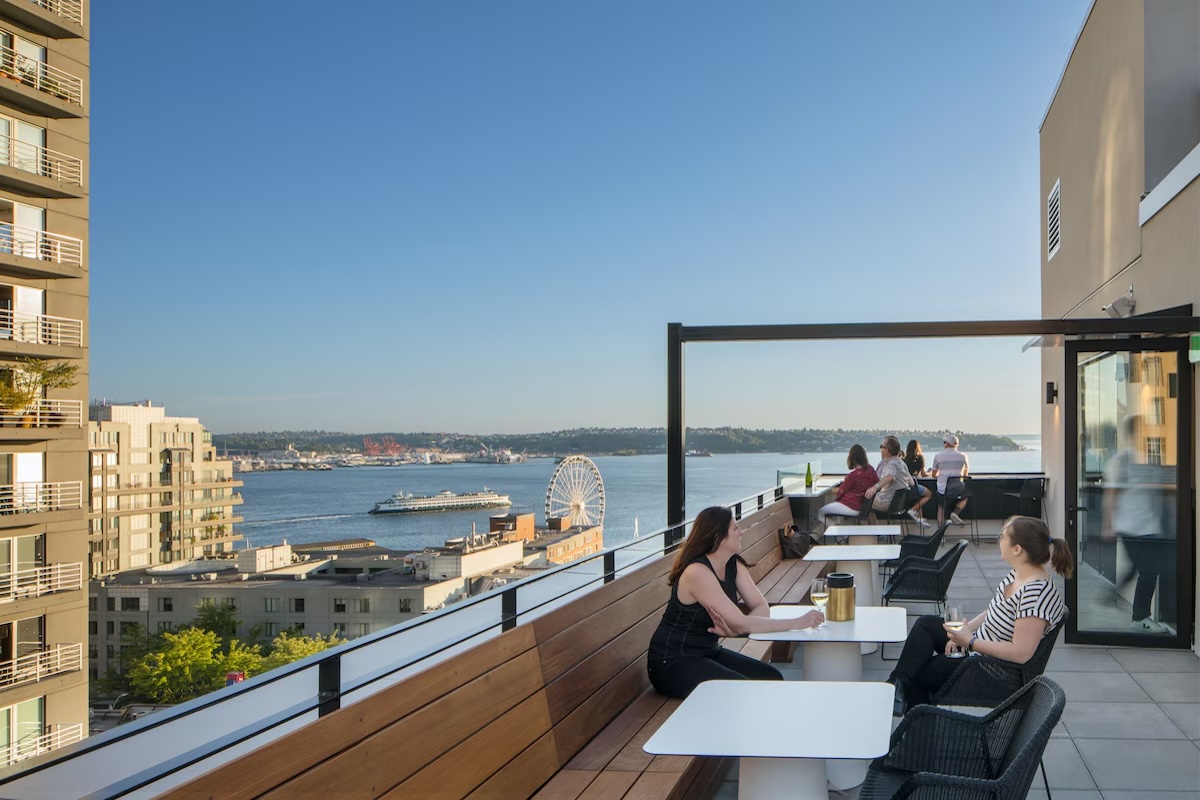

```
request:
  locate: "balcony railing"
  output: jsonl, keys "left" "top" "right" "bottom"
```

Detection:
{"left": 0, "top": 309, "right": 84, "bottom": 347}
{"left": 0, "top": 399, "right": 83, "bottom": 428}
{"left": 0, "top": 481, "right": 83, "bottom": 515}
{"left": 0, "top": 48, "right": 83, "bottom": 106}
{"left": 0, "top": 562, "right": 83, "bottom": 602}
{"left": 0, "top": 135, "right": 83, "bottom": 187}
{"left": 0, "top": 643, "right": 82, "bottom": 689}
{"left": 0, "top": 485, "right": 782, "bottom": 797}
{"left": 0, "top": 223, "right": 83, "bottom": 267}
{"left": 31, "top": 0, "right": 84, "bottom": 25}
{"left": 0, "top": 723, "right": 82, "bottom": 768}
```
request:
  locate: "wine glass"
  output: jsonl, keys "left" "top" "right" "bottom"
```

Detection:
{"left": 810, "top": 578, "right": 829, "bottom": 630}
{"left": 944, "top": 606, "right": 965, "bottom": 658}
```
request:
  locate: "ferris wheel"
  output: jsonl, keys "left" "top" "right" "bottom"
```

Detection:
{"left": 545, "top": 456, "right": 605, "bottom": 527}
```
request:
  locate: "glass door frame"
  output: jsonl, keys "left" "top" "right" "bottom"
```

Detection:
{"left": 1064, "top": 337, "right": 1195, "bottom": 647}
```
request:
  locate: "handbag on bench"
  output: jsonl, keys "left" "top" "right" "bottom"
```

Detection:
{"left": 778, "top": 525, "right": 813, "bottom": 559}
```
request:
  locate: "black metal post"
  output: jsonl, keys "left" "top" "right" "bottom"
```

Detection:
{"left": 603, "top": 551, "right": 616, "bottom": 584}
{"left": 667, "top": 323, "right": 685, "bottom": 546}
{"left": 317, "top": 656, "right": 340, "bottom": 717}
{"left": 501, "top": 587, "right": 518, "bottom": 631}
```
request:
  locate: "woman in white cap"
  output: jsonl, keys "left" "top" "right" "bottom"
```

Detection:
{"left": 930, "top": 434, "right": 970, "bottom": 526}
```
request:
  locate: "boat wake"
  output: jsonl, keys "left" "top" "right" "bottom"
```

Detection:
{"left": 241, "top": 514, "right": 359, "bottom": 527}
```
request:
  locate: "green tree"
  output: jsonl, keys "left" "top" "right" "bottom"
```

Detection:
{"left": 221, "top": 638, "right": 264, "bottom": 680}
{"left": 95, "top": 622, "right": 162, "bottom": 698}
{"left": 128, "top": 628, "right": 226, "bottom": 703}
{"left": 260, "top": 631, "right": 343, "bottom": 673}
{"left": 191, "top": 603, "right": 239, "bottom": 643}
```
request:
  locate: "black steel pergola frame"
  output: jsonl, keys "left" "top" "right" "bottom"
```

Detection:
{"left": 665, "top": 315, "right": 1200, "bottom": 535}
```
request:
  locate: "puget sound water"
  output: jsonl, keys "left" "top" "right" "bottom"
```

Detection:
{"left": 239, "top": 449, "right": 1042, "bottom": 553}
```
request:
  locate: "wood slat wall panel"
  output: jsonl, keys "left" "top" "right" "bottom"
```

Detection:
{"left": 533, "top": 556, "right": 671, "bottom": 644}
{"left": 465, "top": 732, "right": 562, "bottom": 800}
{"left": 747, "top": 546, "right": 782, "bottom": 584}
{"left": 538, "top": 579, "right": 668, "bottom": 686}
{"left": 753, "top": 560, "right": 793, "bottom": 598}
{"left": 385, "top": 691, "right": 553, "bottom": 799}
{"left": 545, "top": 612, "right": 661, "bottom": 724}
{"left": 260, "top": 649, "right": 545, "bottom": 800}
{"left": 157, "top": 626, "right": 538, "bottom": 800}
{"left": 565, "top": 688, "right": 667, "bottom": 770}
{"left": 531, "top": 770, "right": 599, "bottom": 800}
{"left": 550, "top": 654, "right": 650, "bottom": 766}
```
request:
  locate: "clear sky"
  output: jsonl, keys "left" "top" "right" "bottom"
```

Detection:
{"left": 90, "top": 1, "right": 1091, "bottom": 434}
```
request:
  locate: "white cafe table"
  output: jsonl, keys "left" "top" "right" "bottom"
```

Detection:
{"left": 823, "top": 523, "right": 902, "bottom": 546}
{"left": 750, "top": 605, "right": 908, "bottom": 681}
{"left": 805, "top": 543, "right": 900, "bottom": 654}
{"left": 643, "top": 680, "right": 893, "bottom": 800}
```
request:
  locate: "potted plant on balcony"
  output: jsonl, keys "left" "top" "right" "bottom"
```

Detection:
{"left": 0, "top": 358, "right": 78, "bottom": 427}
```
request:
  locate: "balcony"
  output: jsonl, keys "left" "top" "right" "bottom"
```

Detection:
{"left": 0, "top": 481, "right": 82, "bottom": 522}
{"left": 0, "top": 722, "right": 82, "bottom": 768}
{"left": 0, "top": 223, "right": 84, "bottom": 279}
{"left": 0, "top": 399, "right": 83, "bottom": 436}
{"left": 0, "top": 309, "right": 85, "bottom": 359}
{"left": 0, "top": 1, "right": 84, "bottom": 39}
{"left": 0, "top": 136, "right": 84, "bottom": 198}
{"left": 0, "top": 562, "right": 83, "bottom": 603}
{"left": 0, "top": 643, "right": 82, "bottom": 689}
{"left": 0, "top": 47, "right": 84, "bottom": 118}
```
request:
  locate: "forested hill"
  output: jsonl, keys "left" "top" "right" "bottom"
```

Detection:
{"left": 212, "top": 428, "right": 1022, "bottom": 456}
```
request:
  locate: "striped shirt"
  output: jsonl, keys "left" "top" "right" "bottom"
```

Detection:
{"left": 976, "top": 570, "right": 1066, "bottom": 643}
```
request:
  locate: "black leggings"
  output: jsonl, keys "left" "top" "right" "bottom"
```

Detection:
{"left": 887, "top": 615, "right": 964, "bottom": 705}
{"left": 648, "top": 647, "right": 784, "bottom": 699}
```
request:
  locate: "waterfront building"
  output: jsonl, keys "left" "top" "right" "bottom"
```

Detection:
{"left": 87, "top": 401, "right": 244, "bottom": 576}
{"left": 0, "top": 0, "right": 88, "bottom": 767}
{"left": 1038, "top": 0, "right": 1199, "bottom": 649}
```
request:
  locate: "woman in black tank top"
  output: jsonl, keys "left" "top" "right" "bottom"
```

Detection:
{"left": 647, "top": 506, "right": 823, "bottom": 699}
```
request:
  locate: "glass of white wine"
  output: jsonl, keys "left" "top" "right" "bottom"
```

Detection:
{"left": 810, "top": 578, "right": 829, "bottom": 630}
{"left": 944, "top": 606, "right": 965, "bottom": 658}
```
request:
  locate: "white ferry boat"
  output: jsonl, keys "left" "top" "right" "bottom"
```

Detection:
{"left": 369, "top": 488, "right": 512, "bottom": 514}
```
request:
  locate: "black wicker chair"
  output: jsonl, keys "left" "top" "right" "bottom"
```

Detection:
{"left": 931, "top": 612, "right": 1069, "bottom": 709}
{"left": 860, "top": 677, "right": 1066, "bottom": 800}
{"left": 1003, "top": 477, "right": 1046, "bottom": 519}
{"left": 881, "top": 523, "right": 948, "bottom": 578}
{"left": 882, "top": 539, "right": 969, "bottom": 616}
{"left": 872, "top": 488, "right": 913, "bottom": 539}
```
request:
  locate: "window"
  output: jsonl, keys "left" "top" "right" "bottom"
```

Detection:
{"left": 1146, "top": 437, "right": 1165, "bottom": 466}
{"left": 399, "top": 598, "right": 412, "bottom": 613}
{"left": 106, "top": 620, "right": 114, "bottom": 637}
{"left": 119, "top": 621, "right": 137, "bottom": 636}
{"left": 88, "top": 596, "right": 96, "bottom": 611}
{"left": 1150, "top": 398, "right": 1166, "bottom": 426}
{"left": 105, "top": 596, "right": 115, "bottom": 611}
{"left": 333, "top": 622, "right": 347, "bottom": 636}
{"left": 130, "top": 553, "right": 149, "bottom": 568}
{"left": 130, "top": 532, "right": 150, "bottom": 551}
{"left": 221, "top": 597, "right": 236, "bottom": 609}
{"left": 355, "top": 598, "right": 370, "bottom": 613}
{"left": 106, "top": 645, "right": 116, "bottom": 660}
{"left": 354, "top": 623, "right": 370, "bottom": 638}
{"left": 88, "top": 620, "right": 97, "bottom": 636}
{"left": 158, "top": 597, "right": 173, "bottom": 612}
{"left": 291, "top": 622, "right": 305, "bottom": 633}
{"left": 157, "top": 621, "right": 173, "bottom": 634}
{"left": 1046, "top": 179, "right": 1061, "bottom": 260}
{"left": 290, "top": 598, "right": 305, "bottom": 613}
{"left": 120, "top": 597, "right": 140, "bottom": 611}
{"left": 263, "top": 622, "right": 280, "bottom": 637}
{"left": 333, "top": 598, "right": 347, "bottom": 613}
{"left": 264, "top": 597, "right": 279, "bottom": 613}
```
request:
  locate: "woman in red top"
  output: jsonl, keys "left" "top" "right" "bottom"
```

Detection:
{"left": 818, "top": 444, "right": 879, "bottom": 526}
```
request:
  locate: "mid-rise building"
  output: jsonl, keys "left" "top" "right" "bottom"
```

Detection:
{"left": 0, "top": 0, "right": 88, "bottom": 765}
{"left": 87, "top": 401, "right": 243, "bottom": 577}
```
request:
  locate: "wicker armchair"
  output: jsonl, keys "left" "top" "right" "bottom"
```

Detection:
{"left": 882, "top": 539, "right": 969, "bottom": 615}
{"left": 931, "top": 613, "right": 1069, "bottom": 708}
{"left": 881, "top": 523, "right": 948, "bottom": 577}
{"left": 860, "top": 677, "right": 1066, "bottom": 800}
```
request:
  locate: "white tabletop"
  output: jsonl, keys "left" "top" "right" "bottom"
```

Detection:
{"left": 822, "top": 525, "right": 901, "bottom": 538}
{"left": 643, "top": 680, "right": 894, "bottom": 760}
{"left": 784, "top": 485, "right": 838, "bottom": 499}
{"left": 805, "top": 544, "right": 900, "bottom": 562}
{"left": 749, "top": 605, "right": 909, "bottom": 642}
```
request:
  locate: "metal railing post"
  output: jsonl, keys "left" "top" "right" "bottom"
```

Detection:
{"left": 501, "top": 587, "right": 518, "bottom": 631}
{"left": 317, "top": 656, "right": 340, "bottom": 717}
{"left": 667, "top": 323, "right": 685, "bottom": 540}
{"left": 602, "top": 551, "right": 616, "bottom": 583}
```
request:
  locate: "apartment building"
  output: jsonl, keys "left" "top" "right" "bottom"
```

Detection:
{"left": 88, "top": 402, "right": 243, "bottom": 577}
{"left": 1039, "top": 0, "right": 1199, "bottom": 650}
{"left": 0, "top": 0, "right": 89, "bottom": 767}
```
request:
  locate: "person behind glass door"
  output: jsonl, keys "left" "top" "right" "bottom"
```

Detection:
{"left": 1102, "top": 415, "right": 1173, "bottom": 634}
{"left": 903, "top": 439, "right": 933, "bottom": 528}
{"left": 930, "top": 434, "right": 970, "bottom": 526}
{"left": 886, "top": 516, "right": 1072, "bottom": 716}
{"left": 646, "top": 506, "right": 823, "bottom": 699}
{"left": 816, "top": 444, "right": 879, "bottom": 528}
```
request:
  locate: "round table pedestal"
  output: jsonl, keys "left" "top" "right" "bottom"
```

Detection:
{"left": 803, "top": 641, "right": 864, "bottom": 682}
{"left": 834, "top": 559, "right": 881, "bottom": 654}
{"left": 827, "top": 757, "right": 869, "bottom": 791}
{"left": 739, "top": 756, "right": 827, "bottom": 800}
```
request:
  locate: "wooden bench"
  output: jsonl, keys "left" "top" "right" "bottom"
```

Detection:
{"left": 161, "top": 499, "right": 829, "bottom": 800}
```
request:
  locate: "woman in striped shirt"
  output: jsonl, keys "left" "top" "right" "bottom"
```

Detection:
{"left": 888, "top": 516, "right": 1072, "bottom": 716}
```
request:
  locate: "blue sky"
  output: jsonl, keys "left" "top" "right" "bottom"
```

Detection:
{"left": 90, "top": 1, "right": 1091, "bottom": 434}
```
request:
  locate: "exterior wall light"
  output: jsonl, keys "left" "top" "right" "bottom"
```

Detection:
{"left": 1045, "top": 381, "right": 1059, "bottom": 405}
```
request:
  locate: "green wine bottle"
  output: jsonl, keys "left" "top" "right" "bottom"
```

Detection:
{"left": 805, "top": 462, "right": 813, "bottom": 488}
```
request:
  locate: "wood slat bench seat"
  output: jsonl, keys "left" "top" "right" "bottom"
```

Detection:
{"left": 161, "top": 499, "right": 828, "bottom": 800}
